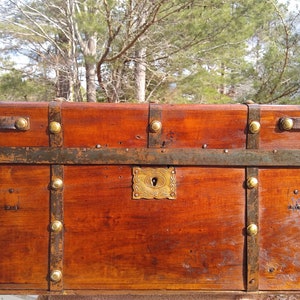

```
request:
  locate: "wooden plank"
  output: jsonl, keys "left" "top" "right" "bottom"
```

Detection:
{"left": 63, "top": 166, "right": 245, "bottom": 290}
{"left": 62, "top": 103, "right": 149, "bottom": 148}
{"left": 0, "top": 165, "right": 49, "bottom": 290}
{"left": 157, "top": 104, "right": 247, "bottom": 149}
{"left": 259, "top": 168, "right": 300, "bottom": 290}
{"left": 0, "top": 102, "right": 49, "bottom": 147}
{"left": 260, "top": 105, "right": 300, "bottom": 149}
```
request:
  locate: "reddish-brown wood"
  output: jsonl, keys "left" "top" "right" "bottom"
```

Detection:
{"left": 61, "top": 103, "right": 247, "bottom": 149}
{"left": 158, "top": 104, "right": 247, "bottom": 149}
{"left": 1, "top": 102, "right": 300, "bottom": 296}
{"left": 62, "top": 103, "right": 149, "bottom": 148}
{"left": 63, "top": 166, "right": 245, "bottom": 290}
{"left": 0, "top": 102, "right": 49, "bottom": 147}
{"left": 260, "top": 105, "right": 300, "bottom": 149}
{"left": 0, "top": 165, "right": 49, "bottom": 290}
{"left": 259, "top": 168, "right": 300, "bottom": 290}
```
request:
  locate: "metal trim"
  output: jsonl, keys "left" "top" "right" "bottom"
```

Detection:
{"left": 148, "top": 103, "right": 162, "bottom": 148}
{"left": 245, "top": 104, "right": 260, "bottom": 291}
{"left": 0, "top": 116, "right": 30, "bottom": 131}
{"left": 246, "top": 104, "right": 260, "bottom": 149}
{"left": 49, "top": 101, "right": 63, "bottom": 147}
{"left": 49, "top": 101, "right": 64, "bottom": 292}
{"left": 1, "top": 147, "right": 300, "bottom": 166}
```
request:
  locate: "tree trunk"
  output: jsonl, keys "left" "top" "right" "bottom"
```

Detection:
{"left": 56, "top": 70, "right": 70, "bottom": 100}
{"left": 85, "top": 36, "right": 97, "bottom": 102}
{"left": 86, "top": 62, "right": 97, "bottom": 102}
{"left": 135, "top": 47, "right": 147, "bottom": 102}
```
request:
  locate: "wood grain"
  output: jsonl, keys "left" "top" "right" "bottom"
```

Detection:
{"left": 260, "top": 105, "right": 300, "bottom": 149}
{"left": 0, "top": 165, "right": 49, "bottom": 289}
{"left": 62, "top": 103, "right": 149, "bottom": 148}
{"left": 158, "top": 104, "right": 247, "bottom": 149}
{"left": 63, "top": 166, "right": 245, "bottom": 290}
{"left": 259, "top": 168, "right": 300, "bottom": 290}
{"left": 0, "top": 102, "right": 49, "bottom": 147}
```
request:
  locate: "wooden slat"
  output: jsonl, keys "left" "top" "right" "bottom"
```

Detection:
{"left": 0, "top": 165, "right": 49, "bottom": 289}
{"left": 259, "top": 168, "right": 300, "bottom": 290}
{"left": 0, "top": 102, "right": 49, "bottom": 146}
{"left": 63, "top": 166, "right": 244, "bottom": 290}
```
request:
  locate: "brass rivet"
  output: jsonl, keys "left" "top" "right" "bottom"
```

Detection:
{"left": 15, "top": 117, "right": 28, "bottom": 130}
{"left": 247, "top": 224, "right": 258, "bottom": 236}
{"left": 51, "top": 178, "right": 63, "bottom": 190}
{"left": 249, "top": 121, "right": 261, "bottom": 134}
{"left": 49, "top": 121, "right": 61, "bottom": 134}
{"left": 51, "top": 220, "right": 63, "bottom": 232}
{"left": 247, "top": 177, "right": 258, "bottom": 189}
{"left": 280, "top": 117, "right": 294, "bottom": 131}
{"left": 150, "top": 120, "right": 162, "bottom": 133}
{"left": 50, "top": 270, "right": 62, "bottom": 282}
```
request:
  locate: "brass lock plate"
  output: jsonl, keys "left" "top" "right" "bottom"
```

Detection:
{"left": 132, "top": 167, "right": 176, "bottom": 200}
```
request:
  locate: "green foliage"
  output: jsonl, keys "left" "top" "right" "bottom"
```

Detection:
{"left": 0, "top": 69, "right": 55, "bottom": 101}
{"left": 0, "top": 0, "right": 299, "bottom": 103}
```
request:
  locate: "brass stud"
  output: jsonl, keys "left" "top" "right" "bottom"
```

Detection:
{"left": 247, "top": 223, "right": 258, "bottom": 236}
{"left": 15, "top": 117, "right": 28, "bottom": 130}
{"left": 51, "top": 178, "right": 63, "bottom": 190}
{"left": 249, "top": 121, "right": 261, "bottom": 134}
{"left": 150, "top": 120, "right": 162, "bottom": 133}
{"left": 50, "top": 270, "right": 62, "bottom": 282}
{"left": 280, "top": 117, "right": 294, "bottom": 131}
{"left": 51, "top": 220, "right": 63, "bottom": 232}
{"left": 247, "top": 177, "right": 258, "bottom": 189}
{"left": 49, "top": 121, "right": 61, "bottom": 134}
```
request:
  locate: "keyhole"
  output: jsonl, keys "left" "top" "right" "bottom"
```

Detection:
{"left": 152, "top": 177, "right": 158, "bottom": 187}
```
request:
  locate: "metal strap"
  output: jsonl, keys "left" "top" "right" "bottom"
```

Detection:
{"left": 246, "top": 104, "right": 260, "bottom": 291}
{"left": 49, "top": 101, "right": 64, "bottom": 291}
{"left": 49, "top": 101, "right": 63, "bottom": 147}
{"left": 1, "top": 147, "right": 300, "bottom": 166}
{"left": 148, "top": 103, "right": 162, "bottom": 148}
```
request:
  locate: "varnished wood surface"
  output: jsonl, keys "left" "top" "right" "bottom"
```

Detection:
{"left": 259, "top": 168, "right": 300, "bottom": 290}
{"left": 62, "top": 103, "right": 247, "bottom": 149}
{"left": 0, "top": 102, "right": 49, "bottom": 147}
{"left": 2, "top": 103, "right": 300, "bottom": 293}
{"left": 260, "top": 105, "right": 300, "bottom": 149}
{"left": 62, "top": 103, "right": 149, "bottom": 148}
{"left": 0, "top": 165, "right": 49, "bottom": 289}
{"left": 157, "top": 104, "right": 247, "bottom": 149}
{"left": 63, "top": 166, "right": 245, "bottom": 290}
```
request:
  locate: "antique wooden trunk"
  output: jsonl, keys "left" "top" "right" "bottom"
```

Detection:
{"left": 1, "top": 101, "right": 300, "bottom": 298}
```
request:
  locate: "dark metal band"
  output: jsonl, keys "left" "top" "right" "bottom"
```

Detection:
{"left": 148, "top": 103, "right": 162, "bottom": 148}
{"left": 49, "top": 101, "right": 63, "bottom": 147}
{"left": 247, "top": 104, "right": 260, "bottom": 149}
{"left": 1, "top": 147, "right": 300, "bottom": 166}
{"left": 246, "top": 104, "right": 260, "bottom": 291}
{"left": 246, "top": 167, "right": 259, "bottom": 291}
{"left": 49, "top": 102, "right": 64, "bottom": 291}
